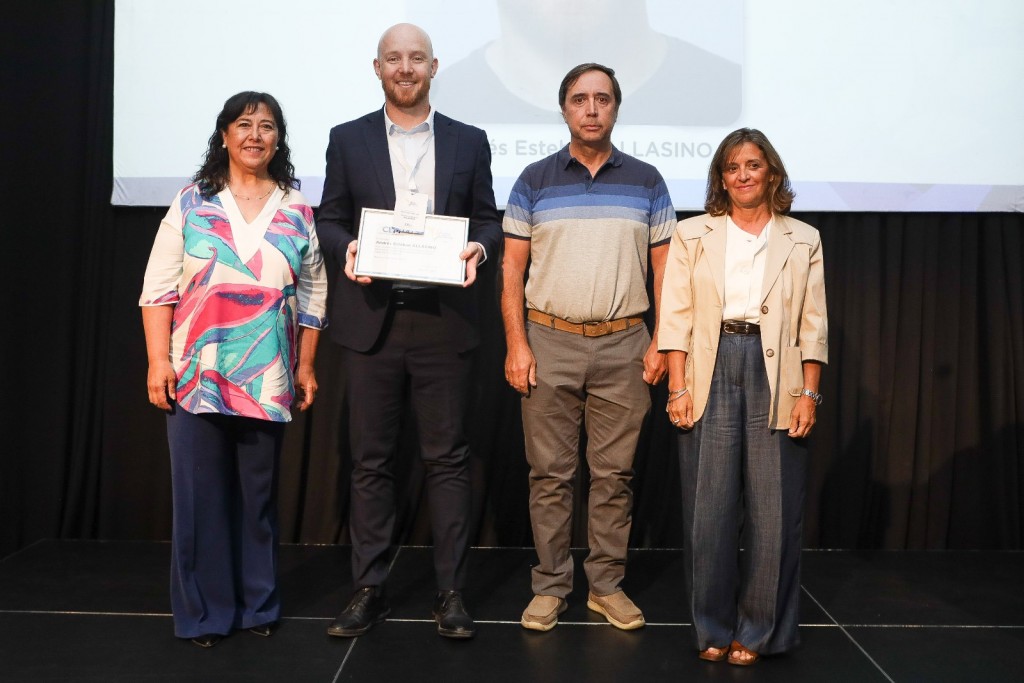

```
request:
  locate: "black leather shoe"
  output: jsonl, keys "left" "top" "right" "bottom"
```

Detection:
{"left": 433, "top": 590, "right": 475, "bottom": 639}
{"left": 327, "top": 587, "right": 390, "bottom": 637}
{"left": 190, "top": 633, "right": 222, "bottom": 648}
{"left": 248, "top": 621, "right": 278, "bottom": 637}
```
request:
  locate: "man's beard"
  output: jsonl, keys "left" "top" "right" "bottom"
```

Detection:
{"left": 383, "top": 79, "right": 429, "bottom": 109}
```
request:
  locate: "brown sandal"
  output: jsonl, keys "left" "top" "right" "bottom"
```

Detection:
{"left": 698, "top": 644, "right": 730, "bottom": 662}
{"left": 728, "top": 640, "right": 760, "bottom": 666}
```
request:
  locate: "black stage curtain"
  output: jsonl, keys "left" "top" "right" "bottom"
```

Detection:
{"left": 3, "top": 2, "right": 1022, "bottom": 557}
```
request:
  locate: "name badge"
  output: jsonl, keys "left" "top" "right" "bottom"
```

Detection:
{"left": 394, "top": 192, "right": 429, "bottom": 233}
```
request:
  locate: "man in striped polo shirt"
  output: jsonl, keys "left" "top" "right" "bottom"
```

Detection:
{"left": 501, "top": 63, "right": 677, "bottom": 633}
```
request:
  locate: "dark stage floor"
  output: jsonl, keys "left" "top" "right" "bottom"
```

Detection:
{"left": 1, "top": 541, "right": 1022, "bottom": 682}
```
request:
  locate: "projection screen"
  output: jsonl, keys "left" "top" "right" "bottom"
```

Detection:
{"left": 113, "top": 0, "right": 1024, "bottom": 211}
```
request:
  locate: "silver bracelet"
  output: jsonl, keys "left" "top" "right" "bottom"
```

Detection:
{"left": 667, "top": 387, "right": 689, "bottom": 403}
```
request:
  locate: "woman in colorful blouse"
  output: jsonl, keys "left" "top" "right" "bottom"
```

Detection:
{"left": 140, "top": 91, "right": 328, "bottom": 648}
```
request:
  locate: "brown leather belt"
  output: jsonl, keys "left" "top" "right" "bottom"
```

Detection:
{"left": 527, "top": 310, "right": 645, "bottom": 337}
{"left": 721, "top": 319, "right": 761, "bottom": 335}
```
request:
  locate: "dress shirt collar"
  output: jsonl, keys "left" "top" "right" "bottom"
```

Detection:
{"left": 385, "top": 107, "right": 435, "bottom": 136}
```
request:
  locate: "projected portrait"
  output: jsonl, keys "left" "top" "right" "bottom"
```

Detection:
{"left": 430, "top": 0, "right": 742, "bottom": 126}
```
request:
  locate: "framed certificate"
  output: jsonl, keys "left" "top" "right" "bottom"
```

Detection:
{"left": 353, "top": 208, "right": 469, "bottom": 286}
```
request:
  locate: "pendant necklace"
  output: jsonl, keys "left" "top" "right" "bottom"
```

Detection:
{"left": 229, "top": 183, "right": 275, "bottom": 201}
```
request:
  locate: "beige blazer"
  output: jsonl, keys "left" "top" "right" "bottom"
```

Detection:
{"left": 658, "top": 213, "right": 828, "bottom": 429}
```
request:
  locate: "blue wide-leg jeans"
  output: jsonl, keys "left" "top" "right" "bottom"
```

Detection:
{"left": 679, "top": 333, "right": 807, "bottom": 654}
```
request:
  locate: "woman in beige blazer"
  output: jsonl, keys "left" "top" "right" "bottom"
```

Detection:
{"left": 659, "top": 128, "right": 827, "bottom": 666}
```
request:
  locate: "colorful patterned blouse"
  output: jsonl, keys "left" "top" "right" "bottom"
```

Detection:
{"left": 140, "top": 184, "right": 328, "bottom": 422}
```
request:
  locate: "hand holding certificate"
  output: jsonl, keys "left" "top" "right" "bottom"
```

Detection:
{"left": 353, "top": 208, "right": 470, "bottom": 286}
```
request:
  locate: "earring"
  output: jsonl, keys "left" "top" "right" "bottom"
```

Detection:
{"left": 275, "top": 146, "right": 279, "bottom": 151}
{"left": 221, "top": 143, "right": 226, "bottom": 148}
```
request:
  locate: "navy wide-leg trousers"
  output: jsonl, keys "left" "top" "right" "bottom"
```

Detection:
{"left": 165, "top": 408, "right": 284, "bottom": 638}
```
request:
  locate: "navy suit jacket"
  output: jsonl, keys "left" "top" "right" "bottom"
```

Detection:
{"left": 317, "top": 108, "right": 502, "bottom": 353}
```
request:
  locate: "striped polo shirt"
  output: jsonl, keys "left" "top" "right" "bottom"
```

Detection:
{"left": 504, "top": 146, "right": 676, "bottom": 323}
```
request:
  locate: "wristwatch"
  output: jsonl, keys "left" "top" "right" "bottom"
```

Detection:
{"left": 801, "top": 388, "right": 823, "bottom": 405}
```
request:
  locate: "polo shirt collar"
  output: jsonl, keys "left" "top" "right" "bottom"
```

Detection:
{"left": 559, "top": 144, "right": 624, "bottom": 171}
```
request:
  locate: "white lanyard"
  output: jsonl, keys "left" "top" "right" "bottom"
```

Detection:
{"left": 392, "top": 127, "right": 432, "bottom": 192}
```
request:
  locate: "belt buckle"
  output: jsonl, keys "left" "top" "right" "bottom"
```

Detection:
{"left": 584, "top": 321, "right": 611, "bottom": 336}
